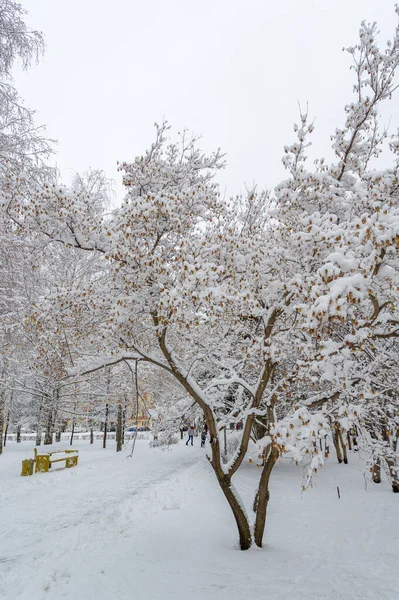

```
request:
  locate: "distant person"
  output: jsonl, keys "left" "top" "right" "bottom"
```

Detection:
{"left": 201, "top": 429, "right": 207, "bottom": 447}
{"left": 186, "top": 424, "right": 194, "bottom": 446}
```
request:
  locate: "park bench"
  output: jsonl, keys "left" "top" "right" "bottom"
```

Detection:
{"left": 34, "top": 448, "right": 79, "bottom": 473}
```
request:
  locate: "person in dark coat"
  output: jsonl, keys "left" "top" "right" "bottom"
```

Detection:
{"left": 201, "top": 429, "right": 207, "bottom": 447}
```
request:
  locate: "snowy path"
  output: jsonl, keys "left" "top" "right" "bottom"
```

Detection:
{"left": 1, "top": 439, "right": 399, "bottom": 600}
{"left": 0, "top": 440, "right": 202, "bottom": 599}
{"left": 1, "top": 441, "right": 198, "bottom": 558}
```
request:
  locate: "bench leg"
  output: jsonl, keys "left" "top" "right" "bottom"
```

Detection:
{"left": 35, "top": 455, "right": 50, "bottom": 473}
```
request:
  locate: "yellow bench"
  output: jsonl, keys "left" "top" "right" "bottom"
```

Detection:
{"left": 34, "top": 448, "right": 79, "bottom": 473}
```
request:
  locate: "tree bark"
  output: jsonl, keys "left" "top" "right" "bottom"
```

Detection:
{"left": 0, "top": 389, "right": 5, "bottom": 455}
{"left": 254, "top": 445, "right": 279, "bottom": 547}
{"left": 16, "top": 424, "right": 21, "bottom": 443}
{"left": 384, "top": 455, "right": 399, "bottom": 493}
{"left": 216, "top": 468, "right": 252, "bottom": 550}
{"left": 70, "top": 420, "right": 75, "bottom": 446}
{"left": 324, "top": 436, "right": 330, "bottom": 458}
{"left": 116, "top": 403, "right": 123, "bottom": 452}
{"left": 338, "top": 427, "right": 348, "bottom": 464}
{"left": 332, "top": 421, "right": 343, "bottom": 463}
{"left": 103, "top": 403, "right": 109, "bottom": 449}
{"left": 36, "top": 396, "right": 43, "bottom": 446}
{"left": 381, "top": 426, "right": 399, "bottom": 493}
{"left": 3, "top": 411, "right": 9, "bottom": 447}
{"left": 347, "top": 431, "right": 352, "bottom": 451}
{"left": 371, "top": 458, "right": 381, "bottom": 483}
{"left": 44, "top": 408, "right": 53, "bottom": 445}
{"left": 122, "top": 397, "right": 127, "bottom": 445}
{"left": 90, "top": 427, "right": 94, "bottom": 444}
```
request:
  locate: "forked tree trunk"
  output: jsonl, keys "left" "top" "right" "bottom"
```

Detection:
{"left": 253, "top": 445, "right": 279, "bottom": 547}
{"left": 116, "top": 403, "right": 123, "bottom": 452}
{"left": 155, "top": 321, "right": 278, "bottom": 551}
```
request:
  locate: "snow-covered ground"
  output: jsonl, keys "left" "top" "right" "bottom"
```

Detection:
{"left": 1, "top": 438, "right": 398, "bottom": 600}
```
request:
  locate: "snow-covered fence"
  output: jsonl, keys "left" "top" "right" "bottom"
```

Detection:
{"left": 6, "top": 431, "right": 150, "bottom": 443}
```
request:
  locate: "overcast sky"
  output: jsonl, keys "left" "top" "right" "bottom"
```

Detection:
{"left": 15, "top": 0, "right": 399, "bottom": 201}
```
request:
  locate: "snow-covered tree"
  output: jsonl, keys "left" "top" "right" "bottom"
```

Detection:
{"left": 2, "top": 9, "right": 399, "bottom": 550}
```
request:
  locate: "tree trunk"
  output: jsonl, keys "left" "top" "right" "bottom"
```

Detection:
{"left": 347, "top": 431, "right": 352, "bottom": 451}
{"left": 204, "top": 427, "right": 252, "bottom": 550}
{"left": 16, "top": 424, "right": 21, "bottom": 443}
{"left": 90, "top": 427, "right": 94, "bottom": 444}
{"left": 36, "top": 424, "right": 42, "bottom": 446}
{"left": 216, "top": 470, "right": 252, "bottom": 550}
{"left": 381, "top": 426, "right": 399, "bottom": 493}
{"left": 44, "top": 430, "right": 52, "bottom": 445}
{"left": 36, "top": 396, "right": 43, "bottom": 446}
{"left": 371, "top": 458, "right": 381, "bottom": 483}
{"left": 3, "top": 411, "right": 10, "bottom": 447}
{"left": 253, "top": 445, "right": 279, "bottom": 547}
{"left": 338, "top": 427, "right": 348, "bottom": 464}
{"left": 384, "top": 456, "right": 399, "bottom": 493}
{"left": 122, "top": 397, "right": 127, "bottom": 445}
{"left": 324, "top": 435, "right": 330, "bottom": 458}
{"left": 55, "top": 431, "right": 61, "bottom": 442}
{"left": 116, "top": 403, "right": 123, "bottom": 452}
{"left": 103, "top": 403, "right": 109, "bottom": 449}
{"left": 70, "top": 420, "right": 75, "bottom": 446}
{"left": 332, "top": 422, "right": 343, "bottom": 463}
{"left": 44, "top": 409, "right": 53, "bottom": 445}
{"left": 0, "top": 389, "right": 5, "bottom": 456}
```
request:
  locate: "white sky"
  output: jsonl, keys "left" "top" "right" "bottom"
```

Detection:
{"left": 15, "top": 0, "right": 399, "bottom": 201}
